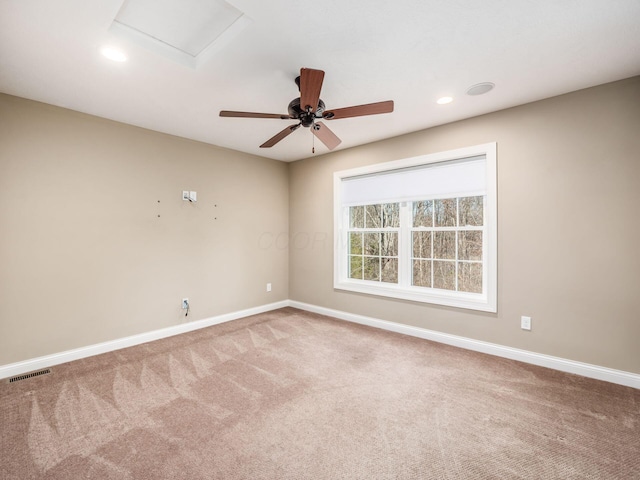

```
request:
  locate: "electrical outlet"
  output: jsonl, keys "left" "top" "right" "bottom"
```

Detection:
{"left": 182, "top": 298, "right": 189, "bottom": 309}
{"left": 182, "top": 191, "right": 190, "bottom": 201}
{"left": 521, "top": 316, "right": 531, "bottom": 331}
{"left": 266, "top": 283, "right": 272, "bottom": 292}
{"left": 189, "top": 191, "right": 197, "bottom": 202}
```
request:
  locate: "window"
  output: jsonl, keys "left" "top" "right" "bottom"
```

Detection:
{"left": 334, "top": 143, "right": 496, "bottom": 312}
{"left": 410, "top": 196, "right": 483, "bottom": 293}
{"left": 348, "top": 203, "right": 399, "bottom": 283}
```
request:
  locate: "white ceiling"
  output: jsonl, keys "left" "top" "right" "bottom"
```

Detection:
{"left": 1, "top": 0, "right": 639, "bottom": 162}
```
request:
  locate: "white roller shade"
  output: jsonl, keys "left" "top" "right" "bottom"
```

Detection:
{"left": 341, "top": 156, "right": 486, "bottom": 206}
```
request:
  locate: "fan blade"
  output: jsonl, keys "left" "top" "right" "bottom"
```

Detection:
{"left": 260, "top": 124, "right": 301, "bottom": 148}
{"left": 220, "top": 110, "right": 291, "bottom": 119}
{"left": 299, "top": 68, "right": 325, "bottom": 113}
{"left": 323, "top": 100, "right": 394, "bottom": 120}
{"left": 312, "top": 122, "right": 342, "bottom": 150}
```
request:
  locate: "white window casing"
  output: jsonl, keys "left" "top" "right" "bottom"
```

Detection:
{"left": 334, "top": 143, "right": 497, "bottom": 313}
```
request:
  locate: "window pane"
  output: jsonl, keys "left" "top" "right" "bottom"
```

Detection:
{"left": 382, "top": 203, "right": 400, "bottom": 228}
{"left": 349, "top": 256, "right": 363, "bottom": 279}
{"left": 412, "top": 259, "right": 431, "bottom": 287}
{"left": 363, "top": 257, "right": 380, "bottom": 281}
{"left": 433, "top": 231, "right": 456, "bottom": 259}
{"left": 381, "top": 258, "right": 398, "bottom": 283}
{"left": 433, "top": 261, "right": 455, "bottom": 290}
{"left": 459, "top": 196, "right": 483, "bottom": 226}
{"left": 458, "top": 231, "right": 482, "bottom": 261}
{"left": 364, "top": 232, "right": 380, "bottom": 256}
{"left": 349, "top": 232, "right": 363, "bottom": 255}
{"left": 458, "top": 262, "right": 483, "bottom": 293}
{"left": 434, "top": 198, "right": 457, "bottom": 227}
{"left": 413, "top": 200, "right": 433, "bottom": 227}
{"left": 381, "top": 232, "right": 398, "bottom": 257}
{"left": 349, "top": 205, "right": 364, "bottom": 228}
{"left": 365, "top": 204, "right": 382, "bottom": 228}
{"left": 412, "top": 231, "right": 431, "bottom": 259}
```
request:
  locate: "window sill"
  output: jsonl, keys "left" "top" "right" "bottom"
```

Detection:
{"left": 334, "top": 279, "right": 496, "bottom": 313}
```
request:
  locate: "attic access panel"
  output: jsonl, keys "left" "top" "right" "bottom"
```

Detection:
{"left": 110, "top": 0, "right": 250, "bottom": 68}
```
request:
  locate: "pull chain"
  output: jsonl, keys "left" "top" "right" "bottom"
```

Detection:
{"left": 312, "top": 130, "right": 315, "bottom": 154}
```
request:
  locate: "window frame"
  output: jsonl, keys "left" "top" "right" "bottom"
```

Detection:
{"left": 333, "top": 143, "right": 497, "bottom": 313}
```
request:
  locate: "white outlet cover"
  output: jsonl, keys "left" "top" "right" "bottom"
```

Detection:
{"left": 521, "top": 316, "right": 532, "bottom": 330}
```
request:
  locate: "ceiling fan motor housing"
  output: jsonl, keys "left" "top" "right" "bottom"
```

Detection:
{"left": 288, "top": 98, "right": 325, "bottom": 127}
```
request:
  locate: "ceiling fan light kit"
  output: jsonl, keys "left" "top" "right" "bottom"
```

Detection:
{"left": 220, "top": 68, "right": 394, "bottom": 152}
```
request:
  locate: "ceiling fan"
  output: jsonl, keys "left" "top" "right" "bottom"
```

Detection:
{"left": 220, "top": 68, "right": 394, "bottom": 151}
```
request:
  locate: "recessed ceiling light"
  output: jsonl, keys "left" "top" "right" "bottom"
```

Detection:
{"left": 437, "top": 96, "right": 453, "bottom": 105}
{"left": 101, "top": 47, "right": 127, "bottom": 62}
{"left": 466, "top": 82, "right": 495, "bottom": 96}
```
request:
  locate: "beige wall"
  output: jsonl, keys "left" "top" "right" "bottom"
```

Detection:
{"left": 0, "top": 94, "right": 289, "bottom": 365}
{"left": 2, "top": 77, "right": 639, "bottom": 374}
{"left": 289, "top": 76, "right": 640, "bottom": 374}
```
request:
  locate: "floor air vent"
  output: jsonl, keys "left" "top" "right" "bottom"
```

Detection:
{"left": 8, "top": 369, "right": 51, "bottom": 383}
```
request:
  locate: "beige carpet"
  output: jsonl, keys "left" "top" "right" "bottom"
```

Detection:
{"left": 1, "top": 307, "right": 638, "bottom": 479}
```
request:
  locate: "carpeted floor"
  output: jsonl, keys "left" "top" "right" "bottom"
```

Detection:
{"left": 1, "top": 307, "right": 638, "bottom": 479}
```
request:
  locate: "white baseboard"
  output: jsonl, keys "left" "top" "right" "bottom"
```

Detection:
{"left": 289, "top": 300, "right": 640, "bottom": 390}
{"left": 3, "top": 299, "right": 638, "bottom": 390}
{"left": 0, "top": 301, "right": 289, "bottom": 380}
